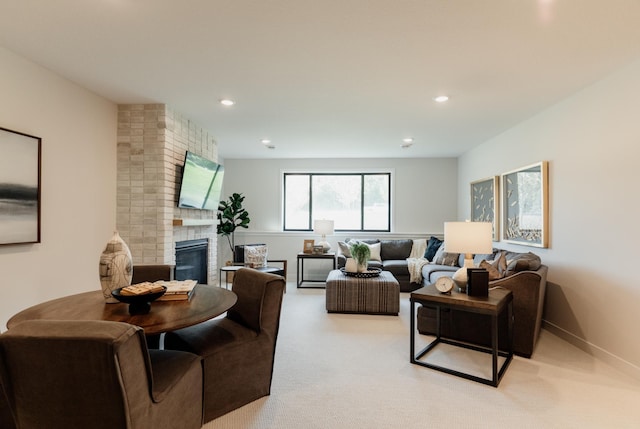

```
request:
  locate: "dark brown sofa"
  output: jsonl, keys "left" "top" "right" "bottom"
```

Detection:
{"left": 417, "top": 249, "right": 547, "bottom": 358}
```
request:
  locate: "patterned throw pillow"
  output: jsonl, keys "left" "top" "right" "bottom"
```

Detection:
{"left": 244, "top": 245, "right": 267, "bottom": 268}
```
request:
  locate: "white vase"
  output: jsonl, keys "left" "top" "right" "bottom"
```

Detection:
{"left": 345, "top": 258, "right": 358, "bottom": 273}
{"left": 99, "top": 231, "right": 133, "bottom": 303}
{"left": 357, "top": 261, "right": 368, "bottom": 273}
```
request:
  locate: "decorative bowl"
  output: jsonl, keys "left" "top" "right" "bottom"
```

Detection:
{"left": 111, "top": 286, "right": 167, "bottom": 315}
{"left": 340, "top": 267, "right": 382, "bottom": 278}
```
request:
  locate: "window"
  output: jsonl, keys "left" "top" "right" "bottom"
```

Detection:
{"left": 283, "top": 172, "right": 391, "bottom": 232}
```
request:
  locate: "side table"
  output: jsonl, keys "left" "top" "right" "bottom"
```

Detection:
{"left": 296, "top": 252, "right": 336, "bottom": 288}
{"left": 410, "top": 285, "right": 513, "bottom": 387}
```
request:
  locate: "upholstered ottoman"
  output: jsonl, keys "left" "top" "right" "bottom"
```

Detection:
{"left": 325, "top": 270, "right": 400, "bottom": 315}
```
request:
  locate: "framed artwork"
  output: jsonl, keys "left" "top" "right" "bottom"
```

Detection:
{"left": 501, "top": 161, "right": 549, "bottom": 248}
{"left": 303, "top": 239, "right": 314, "bottom": 254}
{"left": 470, "top": 176, "right": 500, "bottom": 241}
{"left": 0, "top": 127, "right": 41, "bottom": 245}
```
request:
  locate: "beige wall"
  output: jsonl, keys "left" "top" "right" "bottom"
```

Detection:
{"left": 0, "top": 47, "right": 117, "bottom": 329}
{"left": 219, "top": 157, "right": 458, "bottom": 275}
{"left": 459, "top": 59, "right": 640, "bottom": 377}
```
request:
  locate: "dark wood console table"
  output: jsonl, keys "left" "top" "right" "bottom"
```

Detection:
{"left": 7, "top": 285, "right": 237, "bottom": 336}
{"left": 410, "top": 285, "right": 513, "bottom": 387}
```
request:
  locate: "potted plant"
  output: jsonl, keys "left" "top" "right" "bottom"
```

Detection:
{"left": 217, "top": 193, "right": 250, "bottom": 262}
{"left": 349, "top": 242, "right": 370, "bottom": 273}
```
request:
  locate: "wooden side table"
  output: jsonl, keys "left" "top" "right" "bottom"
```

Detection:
{"left": 296, "top": 252, "right": 336, "bottom": 288}
{"left": 410, "top": 285, "right": 513, "bottom": 387}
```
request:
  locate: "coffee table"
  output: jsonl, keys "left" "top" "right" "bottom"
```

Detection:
{"left": 7, "top": 285, "right": 237, "bottom": 336}
{"left": 326, "top": 269, "right": 399, "bottom": 315}
{"left": 410, "top": 285, "right": 513, "bottom": 387}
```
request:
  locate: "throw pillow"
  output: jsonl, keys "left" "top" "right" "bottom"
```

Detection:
{"left": 338, "top": 241, "right": 352, "bottom": 257}
{"left": 430, "top": 242, "right": 446, "bottom": 264}
{"left": 438, "top": 252, "right": 460, "bottom": 266}
{"left": 424, "top": 236, "right": 443, "bottom": 261}
{"left": 479, "top": 260, "right": 504, "bottom": 281}
{"left": 244, "top": 245, "right": 267, "bottom": 268}
{"left": 431, "top": 244, "right": 459, "bottom": 266}
{"left": 367, "top": 242, "right": 382, "bottom": 262}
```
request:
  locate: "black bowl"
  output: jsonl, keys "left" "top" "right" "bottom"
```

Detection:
{"left": 111, "top": 286, "right": 167, "bottom": 315}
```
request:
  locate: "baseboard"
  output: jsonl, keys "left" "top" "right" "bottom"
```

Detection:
{"left": 542, "top": 320, "right": 640, "bottom": 381}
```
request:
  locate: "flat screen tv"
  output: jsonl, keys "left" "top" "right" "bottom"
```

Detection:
{"left": 177, "top": 151, "right": 224, "bottom": 211}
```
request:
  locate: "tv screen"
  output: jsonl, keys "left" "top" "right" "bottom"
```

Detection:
{"left": 177, "top": 151, "right": 224, "bottom": 211}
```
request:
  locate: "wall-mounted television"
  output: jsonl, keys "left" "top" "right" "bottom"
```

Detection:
{"left": 177, "top": 151, "right": 224, "bottom": 211}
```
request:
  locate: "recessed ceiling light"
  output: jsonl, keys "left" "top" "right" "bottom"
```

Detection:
{"left": 260, "top": 139, "right": 271, "bottom": 145}
{"left": 402, "top": 138, "right": 414, "bottom": 143}
{"left": 433, "top": 95, "right": 449, "bottom": 103}
{"left": 220, "top": 99, "right": 235, "bottom": 106}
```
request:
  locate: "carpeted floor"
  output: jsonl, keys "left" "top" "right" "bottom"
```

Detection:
{"left": 203, "top": 283, "right": 640, "bottom": 429}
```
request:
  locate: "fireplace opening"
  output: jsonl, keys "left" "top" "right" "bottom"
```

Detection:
{"left": 175, "top": 239, "right": 208, "bottom": 284}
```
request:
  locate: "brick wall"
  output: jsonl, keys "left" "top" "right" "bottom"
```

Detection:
{"left": 116, "top": 104, "right": 218, "bottom": 285}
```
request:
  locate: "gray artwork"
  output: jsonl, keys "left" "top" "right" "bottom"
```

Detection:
{"left": 0, "top": 127, "right": 41, "bottom": 245}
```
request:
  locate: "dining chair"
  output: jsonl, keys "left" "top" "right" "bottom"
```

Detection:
{"left": 164, "top": 268, "right": 285, "bottom": 422}
{"left": 0, "top": 320, "right": 203, "bottom": 429}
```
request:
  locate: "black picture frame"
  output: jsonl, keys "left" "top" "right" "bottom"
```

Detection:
{"left": 0, "top": 126, "right": 42, "bottom": 245}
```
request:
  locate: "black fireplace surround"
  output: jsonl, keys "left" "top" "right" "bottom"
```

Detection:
{"left": 175, "top": 239, "right": 208, "bottom": 284}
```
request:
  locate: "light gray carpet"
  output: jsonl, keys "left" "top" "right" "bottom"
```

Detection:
{"left": 203, "top": 284, "right": 640, "bottom": 429}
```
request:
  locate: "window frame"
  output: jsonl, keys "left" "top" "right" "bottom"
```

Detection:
{"left": 282, "top": 171, "right": 392, "bottom": 232}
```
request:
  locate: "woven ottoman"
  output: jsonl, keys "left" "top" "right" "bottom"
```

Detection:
{"left": 325, "top": 270, "right": 400, "bottom": 315}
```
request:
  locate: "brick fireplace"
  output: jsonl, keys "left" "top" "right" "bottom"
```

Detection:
{"left": 116, "top": 104, "right": 218, "bottom": 285}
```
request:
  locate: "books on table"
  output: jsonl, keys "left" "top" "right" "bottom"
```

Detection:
{"left": 154, "top": 279, "right": 198, "bottom": 301}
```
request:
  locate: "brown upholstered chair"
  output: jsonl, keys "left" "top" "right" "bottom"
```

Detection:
{"left": 132, "top": 264, "right": 175, "bottom": 284}
{"left": 164, "top": 268, "right": 285, "bottom": 423}
{"left": 0, "top": 320, "right": 203, "bottom": 429}
{"left": 132, "top": 264, "right": 175, "bottom": 348}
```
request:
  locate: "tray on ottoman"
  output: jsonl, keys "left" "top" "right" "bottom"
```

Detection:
{"left": 326, "top": 269, "right": 399, "bottom": 315}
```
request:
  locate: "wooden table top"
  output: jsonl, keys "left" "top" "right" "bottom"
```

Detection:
{"left": 7, "top": 285, "right": 237, "bottom": 336}
{"left": 410, "top": 285, "right": 512, "bottom": 315}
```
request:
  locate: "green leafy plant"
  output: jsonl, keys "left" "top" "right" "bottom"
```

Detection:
{"left": 217, "top": 193, "right": 250, "bottom": 260}
{"left": 349, "top": 242, "right": 370, "bottom": 268}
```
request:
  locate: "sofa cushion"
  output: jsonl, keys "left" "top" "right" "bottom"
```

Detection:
{"left": 367, "top": 260, "right": 383, "bottom": 269}
{"left": 422, "top": 264, "right": 458, "bottom": 283}
{"left": 424, "top": 236, "right": 443, "bottom": 261}
{"left": 380, "top": 239, "right": 413, "bottom": 260}
{"left": 382, "top": 260, "right": 409, "bottom": 277}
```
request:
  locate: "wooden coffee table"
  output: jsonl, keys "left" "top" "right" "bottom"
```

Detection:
{"left": 7, "top": 284, "right": 236, "bottom": 336}
{"left": 410, "top": 285, "right": 513, "bottom": 387}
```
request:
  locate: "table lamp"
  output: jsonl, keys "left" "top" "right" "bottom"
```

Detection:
{"left": 444, "top": 221, "right": 493, "bottom": 292}
{"left": 313, "top": 219, "right": 334, "bottom": 253}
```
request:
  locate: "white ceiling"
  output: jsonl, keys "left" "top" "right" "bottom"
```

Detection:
{"left": 1, "top": 0, "right": 640, "bottom": 159}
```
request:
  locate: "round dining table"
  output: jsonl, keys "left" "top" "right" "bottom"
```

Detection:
{"left": 6, "top": 284, "right": 237, "bottom": 336}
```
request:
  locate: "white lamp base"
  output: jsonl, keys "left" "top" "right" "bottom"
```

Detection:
{"left": 452, "top": 254, "right": 475, "bottom": 292}
{"left": 317, "top": 240, "right": 331, "bottom": 253}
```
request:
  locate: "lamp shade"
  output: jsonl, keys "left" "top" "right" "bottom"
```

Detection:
{"left": 444, "top": 221, "right": 493, "bottom": 255}
{"left": 313, "top": 220, "right": 334, "bottom": 236}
